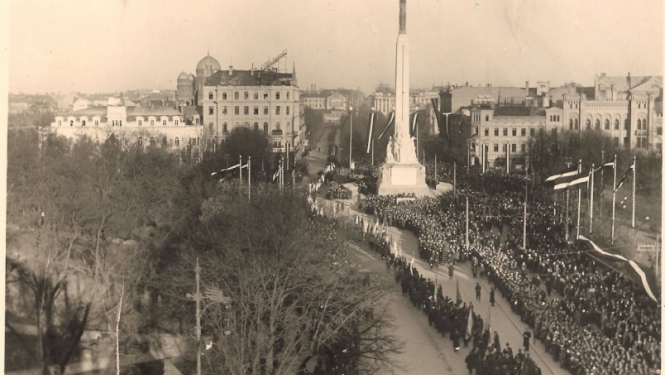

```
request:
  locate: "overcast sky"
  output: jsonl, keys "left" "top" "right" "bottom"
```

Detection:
{"left": 8, "top": 0, "right": 663, "bottom": 95}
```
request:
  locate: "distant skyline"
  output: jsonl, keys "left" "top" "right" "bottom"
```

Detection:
{"left": 8, "top": 0, "right": 663, "bottom": 95}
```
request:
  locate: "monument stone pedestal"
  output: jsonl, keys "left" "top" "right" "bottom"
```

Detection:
{"left": 377, "top": 162, "right": 430, "bottom": 197}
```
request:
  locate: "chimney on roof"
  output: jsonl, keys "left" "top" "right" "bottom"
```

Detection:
{"left": 229, "top": 66, "right": 234, "bottom": 75}
{"left": 251, "top": 64, "right": 254, "bottom": 76}
{"left": 525, "top": 81, "right": 529, "bottom": 92}
{"left": 627, "top": 72, "right": 631, "bottom": 89}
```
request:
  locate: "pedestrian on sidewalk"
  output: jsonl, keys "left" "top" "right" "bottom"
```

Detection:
{"left": 475, "top": 282, "right": 481, "bottom": 301}
{"left": 449, "top": 263, "right": 454, "bottom": 279}
{"left": 489, "top": 287, "right": 495, "bottom": 307}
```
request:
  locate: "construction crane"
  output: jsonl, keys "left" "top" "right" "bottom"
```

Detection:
{"left": 260, "top": 50, "right": 287, "bottom": 72}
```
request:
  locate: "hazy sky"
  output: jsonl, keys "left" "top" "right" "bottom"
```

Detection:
{"left": 8, "top": 0, "right": 663, "bottom": 95}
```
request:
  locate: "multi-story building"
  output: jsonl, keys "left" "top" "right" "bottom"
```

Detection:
{"left": 440, "top": 85, "right": 528, "bottom": 113}
{"left": 301, "top": 93, "right": 327, "bottom": 109}
{"left": 200, "top": 65, "right": 304, "bottom": 152}
{"left": 51, "top": 97, "right": 205, "bottom": 154}
{"left": 371, "top": 85, "right": 440, "bottom": 134}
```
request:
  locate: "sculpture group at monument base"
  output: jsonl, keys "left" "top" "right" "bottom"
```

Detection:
{"left": 377, "top": 162, "right": 431, "bottom": 197}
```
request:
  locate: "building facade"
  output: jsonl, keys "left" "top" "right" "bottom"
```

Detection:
{"left": 200, "top": 65, "right": 304, "bottom": 152}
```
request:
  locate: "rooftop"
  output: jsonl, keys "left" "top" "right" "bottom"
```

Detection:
{"left": 205, "top": 70, "right": 294, "bottom": 87}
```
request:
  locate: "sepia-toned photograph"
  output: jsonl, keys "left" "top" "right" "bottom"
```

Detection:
{"left": 4, "top": 1, "right": 662, "bottom": 375}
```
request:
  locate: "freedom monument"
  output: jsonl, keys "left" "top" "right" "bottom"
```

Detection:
{"left": 377, "top": 0, "right": 431, "bottom": 197}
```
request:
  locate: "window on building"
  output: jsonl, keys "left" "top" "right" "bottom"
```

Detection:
{"left": 574, "top": 119, "right": 578, "bottom": 129}
{"left": 286, "top": 106, "right": 290, "bottom": 115}
{"left": 493, "top": 144, "right": 499, "bottom": 152}
{"left": 222, "top": 106, "right": 227, "bottom": 114}
{"left": 235, "top": 106, "right": 240, "bottom": 115}
{"left": 209, "top": 106, "right": 214, "bottom": 115}
{"left": 254, "top": 122, "right": 259, "bottom": 130}
{"left": 586, "top": 119, "right": 591, "bottom": 129}
{"left": 276, "top": 106, "right": 281, "bottom": 115}
{"left": 494, "top": 128, "right": 499, "bottom": 136}
{"left": 70, "top": 120, "right": 74, "bottom": 126}
{"left": 222, "top": 123, "right": 228, "bottom": 133}
{"left": 511, "top": 144, "right": 516, "bottom": 153}
{"left": 95, "top": 120, "right": 99, "bottom": 126}
{"left": 264, "top": 106, "right": 269, "bottom": 115}
{"left": 208, "top": 92, "right": 214, "bottom": 100}
{"left": 175, "top": 137, "right": 180, "bottom": 147}
{"left": 276, "top": 122, "right": 281, "bottom": 130}
{"left": 175, "top": 119, "right": 179, "bottom": 126}
{"left": 643, "top": 119, "right": 648, "bottom": 128}
{"left": 254, "top": 106, "right": 259, "bottom": 115}
{"left": 657, "top": 126, "right": 662, "bottom": 135}
{"left": 244, "top": 106, "right": 249, "bottom": 115}
{"left": 58, "top": 120, "right": 61, "bottom": 126}
{"left": 503, "top": 128, "right": 508, "bottom": 136}
{"left": 150, "top": 120, "right": 155, "bottom": 126}
{"left": 614, "top": 119, "right": 620, "bottom": 130}
{"left": 138, "top": 120, "right": 143, "bottom": 126}
{"left": 81, "top": 120, "right": 86, "bottom": 126}
{"left": 235, "top": 92, "right": 239, "bottom": 100}
{"left": 569, "top": 119, "right": 573, "bottom": 130}
{"left": 595, "top": 119, "right": 600, "bottom": 130}
{"left": 484, "top": 115, "right": 489, "bottom": 122}
{"left": 484, "top": 128, "right": 489, "bottom": 136}
{"left": 254, "top": 92, "right": 258, "bottom": 100}
{"left": 162, "top": 120, "right": 167, "bottom": 126}
{"left": 286, "top": 92, "right": 290, "bottom": 100}
{"left": 521, "top": 144, "right": 526, "bottom": 153}
{"left": 264, "top": 122, "right": 268, "bottom": 133}
{"left": 637, "top": 119, "right": 642, "bottom": 130}
{"left": 264, "top": 92, "right": 269, "bottom": 100}
{"left": 530, "top": 128, "right": 535, "bottom": 136}
{"left": 605, "top": 119, "right": 610, "bottom": 130}
{"left": 521, "top": 128, "right": 526, "bottom": 136}
{"left": 502, "top": 144, "right": 507, "bottom": 152}
{"left": 276, "top": 92, "right": 281, "bottom": 100}
{"left": 474, "top": 127, "right": 478, "bottom": 135}
{"left": 119, "top": 120, "right": 122, "bottom": 126}
{"left": 512, "top": 128, "right": 517, "bottom": 136}
{"left": 244, "top": 92, "right": 249, "bottom": 100}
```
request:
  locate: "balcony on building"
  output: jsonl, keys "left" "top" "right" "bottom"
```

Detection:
{"left": 272, "top": 129, "right": 283, "bottom": 136}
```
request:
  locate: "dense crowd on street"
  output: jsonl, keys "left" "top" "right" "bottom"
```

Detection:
{"left": 358, "top": 171, "right": 660, "bottom": 375}
{"left": 364, "top": 235, "right": 543, "bottom": 375}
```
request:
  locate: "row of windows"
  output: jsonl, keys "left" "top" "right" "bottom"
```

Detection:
{"left": 472, "top": 114, "right": 491, "bottom": 122}
{"left": 549, "top": 115, "right": 561, "bottom": 122}
{"left": 211, "top": 121, "right": 291, "bottom": 134}
{"left": 485, "top": 127, "right": 535, "bottom": 137}
{"left": 579, "top": 118, "right": 648, "bottom": 131}
{"left": 489, "top": 143, "right": 525, "bottom": 153}
{"left": 59, "top": 119, "right": 180, "bottom": 126}
{"left": 208, "top": 91, "right": 291, "bottom": 101}
{"left": 137, "top": 136, "right": 200, "bottom": 147}
{"left": 60, "top": 119, "right": 101, "bottom": 126}
{"left": 209, "top": 106, "right": 290, "bottom": 116}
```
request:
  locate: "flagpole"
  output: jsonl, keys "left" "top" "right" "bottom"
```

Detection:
{"left": 576, "top": 160, "right": 582, "bottom": 239}
{"left": 467, "top": 141, "right": 470, "bottom": 174}
{"left": 434, "top": 154, "right": 437, "bottom": 185}
{"left": 465, "top": 196, "right": 469, "bottom": 251}
{"left": 611, "top": 154, "right": 617, "bottom": 244}
{"left": 600, "top": 149, "right": 605, "bottom": 216}
{"left": 523, "top": 180, "right": 527, "bottom": 249}
{"left": 349, "top": 106, "right": 353, "bottom": 169}
{"left": 589, "top": 163, "right": 594, "bottom": 235}
{"left": 371, "top": 139, "right": 374, "bottom": 166}
{"left": 453, "top": 162, "right": 457, "bottom": 197}
{"left": 566, "top": 188, "right": 570, "bottom": 241}
{"left": 248, "top": 156, "right": 252, "bottom": 201}
{"left": 506, "top": 143, "right": 510, "bottom": 174}
{"left": 632, "top": 155, "right": 636, "bottom": 228}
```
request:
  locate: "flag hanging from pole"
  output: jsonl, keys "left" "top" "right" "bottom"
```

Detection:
{"left": 553, "top": 171, "right": 579, "bottom": 190}
{"left": 456, "top": 279, "right": 462, "bottom": 303}
{"left": 545, "top": 166, "right": 577, "bottom": 183}
{"left": 614, "top": 162, "right": 635, "bottom": 192}
{"left": 366, "top": 112, "right": 376, "bottom": 153}
{"left": 466, "top": 305, "right": 474, "bottom": 338}
{"left": 377, "top": 112, "right": 395, "bottom": 140}
{"left": 411, "top": 112, "right": 419, "bottom": 135}
{"left": 211, "top": 163, "right": 241, "bottom": 176}
{"left": 565, "top": 172, "right": 590, "bottom": 190}
{"left": 272, "top": 169, "right": 280, "bottom": 182}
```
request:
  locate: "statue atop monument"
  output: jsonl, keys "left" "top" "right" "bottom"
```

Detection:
{"left": 399, "top": 0, "right": 406, "bottom": 34}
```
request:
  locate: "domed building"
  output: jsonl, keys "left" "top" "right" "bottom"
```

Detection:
{"left": 195, "top": 53, "right": 221, "bottom": 105}
{"left": 176, "top": 71, "right": 195, "bottom": 106}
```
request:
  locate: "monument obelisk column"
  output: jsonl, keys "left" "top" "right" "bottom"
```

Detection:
{"left": 377, "top": 0, "right": 429, "bottom": 196}
{"left": 395, "top": 0, "right": 410, "bottom": 139}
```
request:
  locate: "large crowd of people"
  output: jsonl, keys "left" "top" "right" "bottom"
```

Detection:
{"left": 364, "top": 237, "right": 543, "bottom": 375}
{"left": 358, "top": 171, "right": 660, "bottom": 375}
